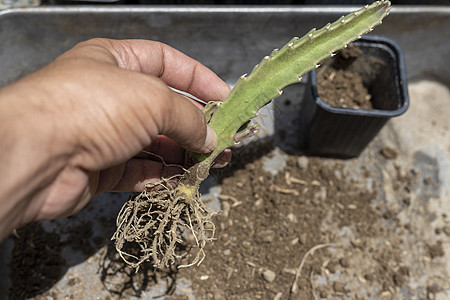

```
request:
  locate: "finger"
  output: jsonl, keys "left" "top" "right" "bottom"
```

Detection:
{"left": 93, "top": 39, "right": 231, "bottom": 102}
{"left": 94, "top": 163, "right": 126, "bottom": 195}
{"left": 110, "top": 159, "right": 183, "bottom": 192}
{"left": 211, "top": 149, "right": 232, "bottom": 168}
{"left": 136, "top": 136, "right": 185, "bottom": 165}
{"left": 155, "top": 89, "right": 218, "bottom": 154}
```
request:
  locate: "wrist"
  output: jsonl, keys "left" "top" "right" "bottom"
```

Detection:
{"left": 0, "top": 80, "right": 70, "bottom": 239}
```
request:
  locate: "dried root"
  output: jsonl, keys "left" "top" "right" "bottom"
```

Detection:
{"left": 112, "top": 177, "right": 215, "bottom": 270}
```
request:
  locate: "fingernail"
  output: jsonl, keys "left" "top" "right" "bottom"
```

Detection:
{"left": 204, "top": 126, "right": 218, "bottom": 152}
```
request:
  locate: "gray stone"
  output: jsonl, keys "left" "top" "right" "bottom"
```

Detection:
{"left": 262, "top": 269, "right": 276, "bottom": 282}
{"left": 297, "top": 156, "right": 309, "bottom": 171}
{"left": 257, "top": 229, "right": 275, "bottom": 243}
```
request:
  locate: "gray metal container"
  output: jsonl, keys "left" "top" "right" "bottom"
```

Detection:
{"left": 1, "top": 5, "right": 449, "bottom": 299}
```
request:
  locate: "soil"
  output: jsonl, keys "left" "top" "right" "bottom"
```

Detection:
{"left": 317, "top": 45, "right": 374, "bottom": 110}
{"left": 5, "top": 137, "right": 449, "bottom": 299}
{"left": 171, "top": 142, "right": 425, "bottom": 300}
{"left": 7, "top": 221, "right": 98, "bottom": 299}
{"left": 8, "top": 224, "right": 64, "bottom": 299}
{"left": 178, "top": 147, "right": 382, "bottom": 300}
{"left": 4, "top": 142, "right": 434, "bottom": 300}
{"left": 4, "top": 79, "right": 449, "bottom": 299}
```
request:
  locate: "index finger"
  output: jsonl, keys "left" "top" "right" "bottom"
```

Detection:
{"left": 98, "top": 39, "right": 231, "bottom": 102}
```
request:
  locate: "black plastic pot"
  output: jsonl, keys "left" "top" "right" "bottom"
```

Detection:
{"left": 299, "top": 35, "right": 409, "bottom": 158}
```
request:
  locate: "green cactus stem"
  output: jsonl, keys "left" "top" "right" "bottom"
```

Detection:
{"left": 113, "top": 0, "right": 391, "bottom": 269}
{"left": 181, "top": 0, "right": 391, "bottom": 198}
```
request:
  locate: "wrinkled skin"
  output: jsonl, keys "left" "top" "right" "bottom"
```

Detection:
{"left": 0, "top": 38, "right": 231, "bottom": 240}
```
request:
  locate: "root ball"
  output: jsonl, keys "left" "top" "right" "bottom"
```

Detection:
{"left": 112, "top": 182, "right": 215, "bottom": 270}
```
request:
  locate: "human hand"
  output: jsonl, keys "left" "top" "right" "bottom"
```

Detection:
{"left": 0, "top": 38, "right": 230, "bottom": 239}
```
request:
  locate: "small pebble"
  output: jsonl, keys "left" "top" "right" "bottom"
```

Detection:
{"left": 403, "top": 197, "right": 411, "bottom": 206}
{"left": 273, "top": 292, "right": 283, "bottom": 300}
{"left": 287, "top": 213, "right": 297, "bottom": 223}
{"left": 221, "top": 201, "right": 231, "bottom": 218}
{"left": 257, "top": 229, "right": 275, "bottom": 243}
{"left": 299, "top": 233, "right": 308, "bottom": 245}
{"left": 339, "top": 257, "right": 350, "bottom": 268}
{"left": 254, "top": 199, "right": 264, "bottom": 207}
{"left": 393, "top": 266, "right": 409, "bottom": 286}
{"left": 297, "top": 156, "right": 309, "bottom": 171}
{"left": 262, "top": 269, "right": 276, "bottom": 283}
{"left": 380, "top": 147, "right": 398, "bottom": 159}
{"left": 351, "top": 238, "right": 366, "bottom": 249}
{"left": 427, "top": 241, "right": 444, "bottom": 259}
{"left": 333, "top": 281, "right": 347, "bottom": 293}
{"left": 347, "top": 204, "right": 357, "bottom": 210}
{"left": 326, "top": 261, "right": 338, "bottom": 274}
{"left": 242, "top": 241, "right": 252, "bottom": 248}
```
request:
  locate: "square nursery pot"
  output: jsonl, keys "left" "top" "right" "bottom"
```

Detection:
{"left": 299, "top": 35, "right": 409, "bottom": 158}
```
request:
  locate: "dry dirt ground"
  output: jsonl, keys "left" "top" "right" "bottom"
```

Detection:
{"left": 1, "top": 79, "right": 449, "bottom": 300}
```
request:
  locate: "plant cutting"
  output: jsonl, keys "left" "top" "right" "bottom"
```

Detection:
{"left": 112, "top": 0, "right": 391, "bottom": 269}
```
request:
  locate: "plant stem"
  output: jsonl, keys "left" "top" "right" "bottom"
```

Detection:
{"left": 190, "top": 0, "right": 391, "bottom": 168}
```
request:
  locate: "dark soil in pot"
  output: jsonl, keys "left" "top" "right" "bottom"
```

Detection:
{"left": 317, "top": 45, "right": 375, "bottom": 110}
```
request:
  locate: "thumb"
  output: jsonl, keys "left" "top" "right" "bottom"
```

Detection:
{"left": 158, "top": 89, "right": 217, "bottom": 154}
